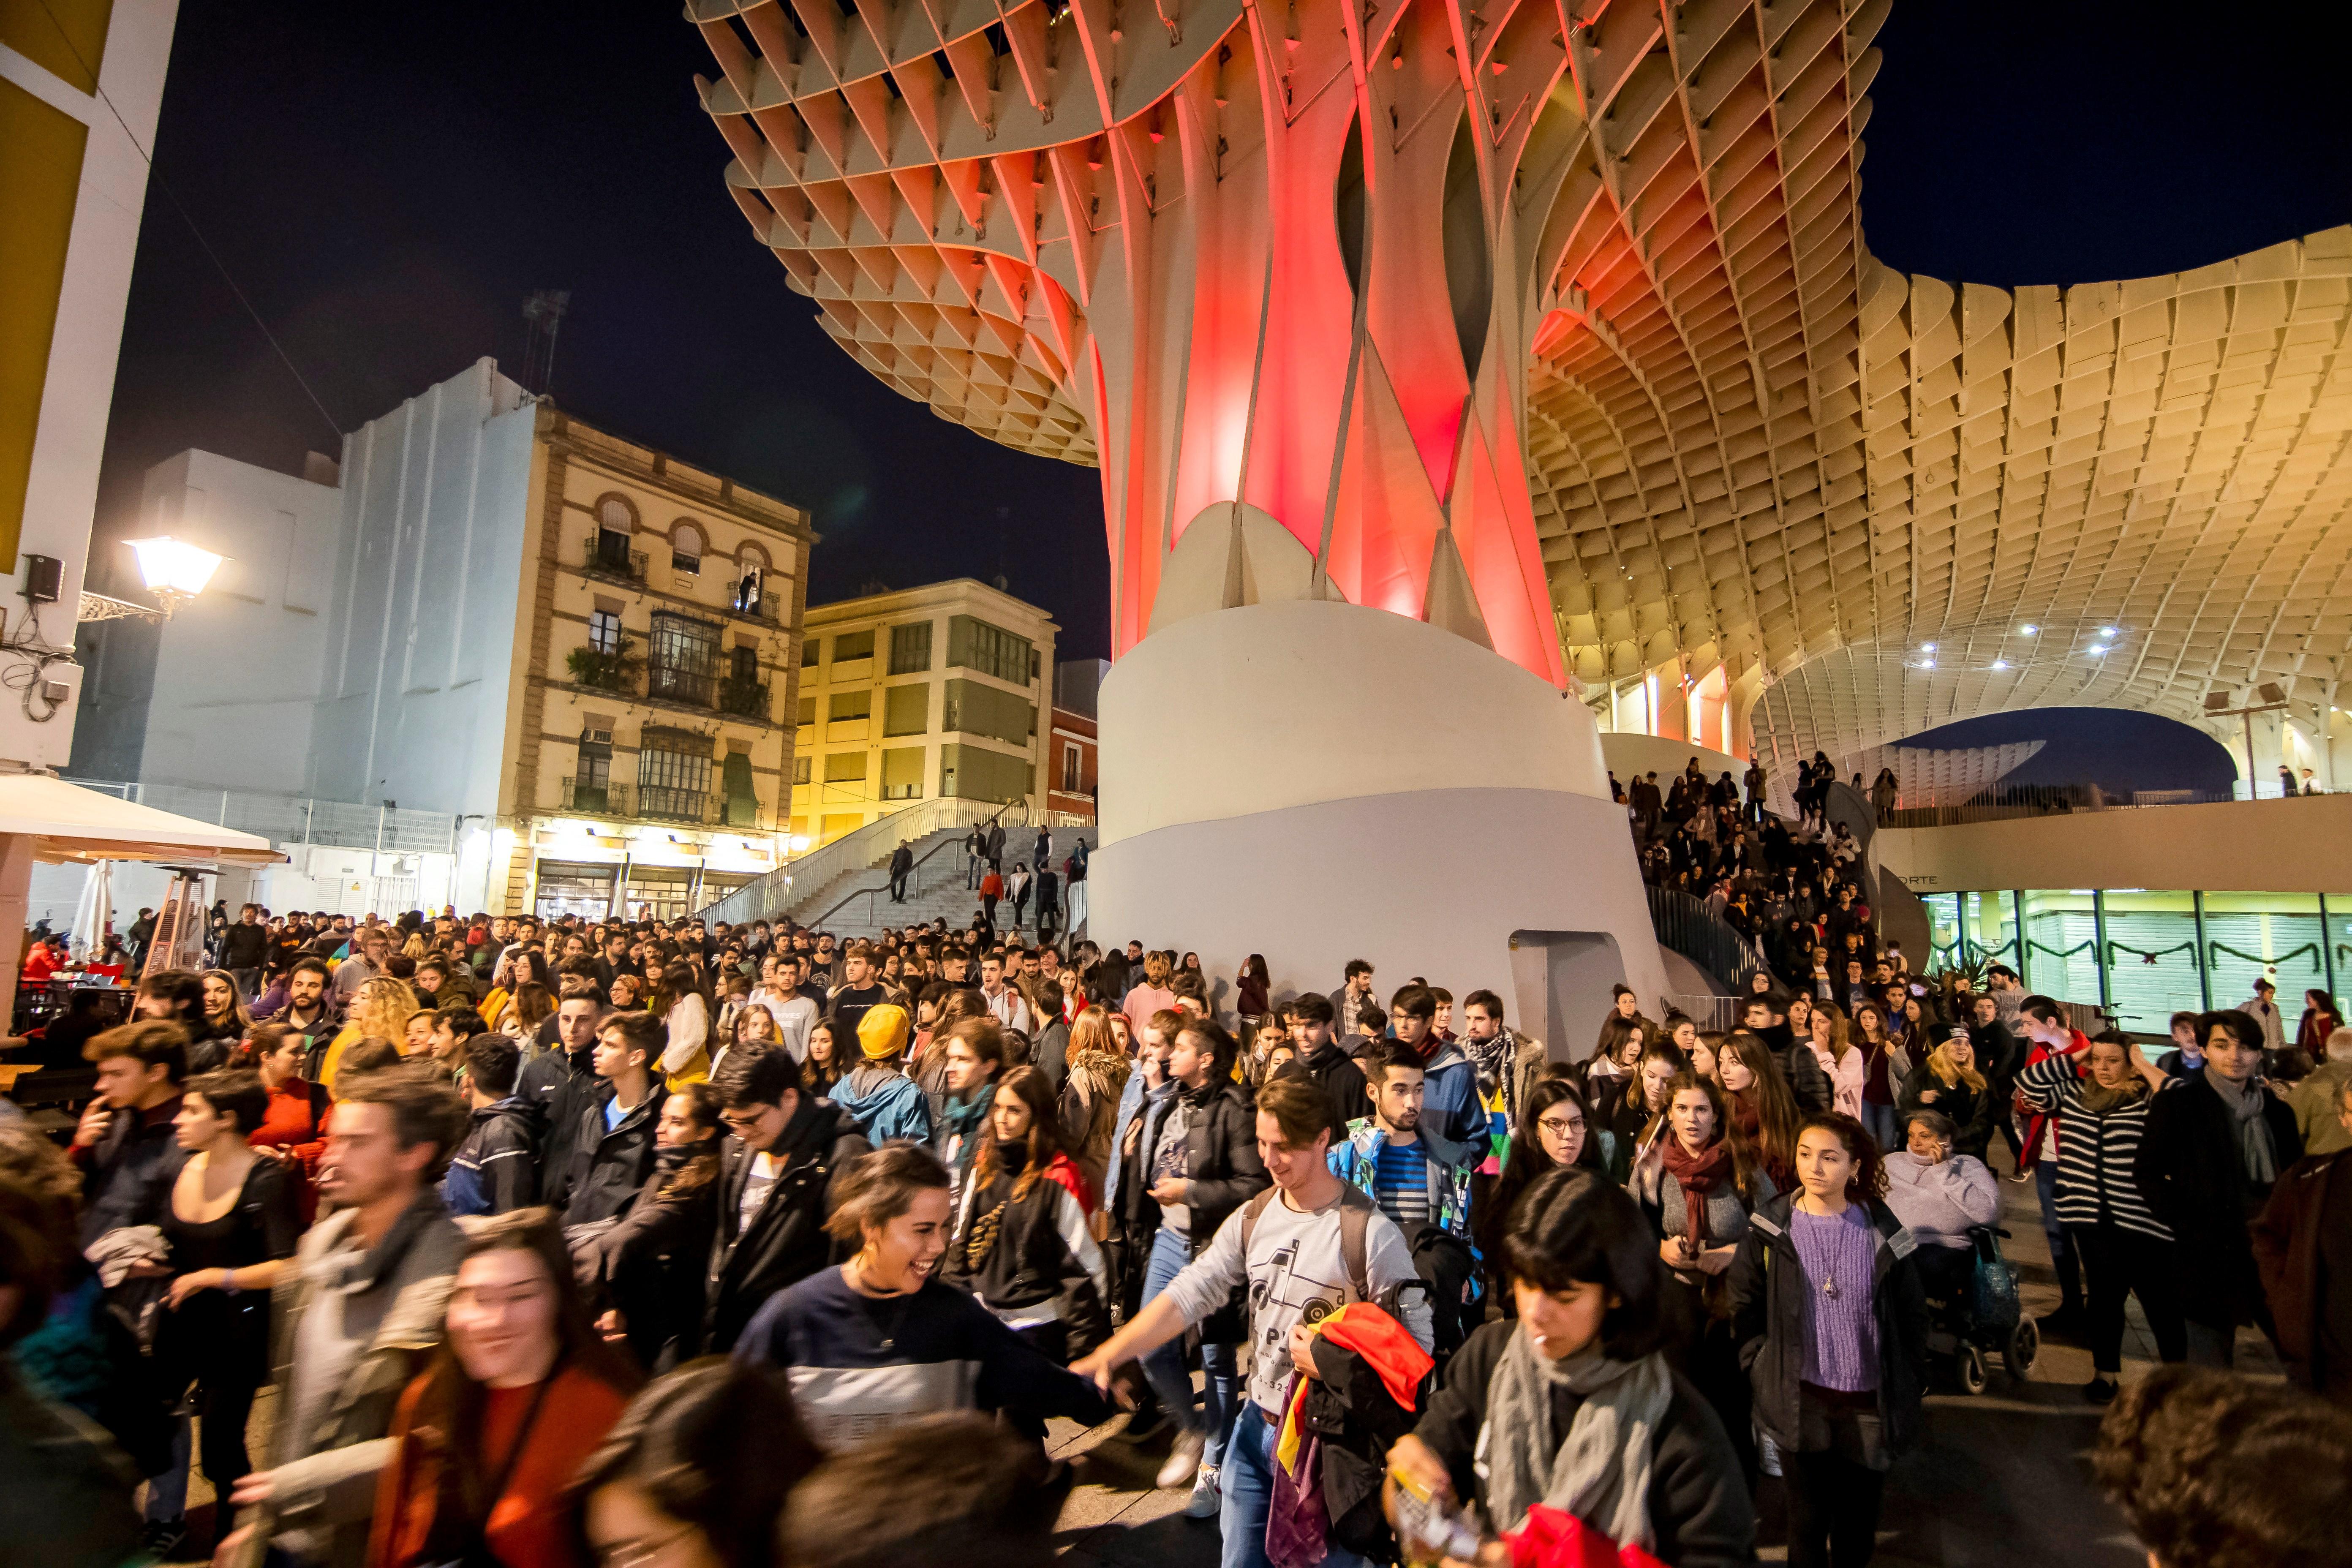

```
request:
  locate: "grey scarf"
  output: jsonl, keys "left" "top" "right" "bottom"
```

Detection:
{"left": 2206, "top": 1067, "right": 2279, "bottom": 1186}
{"left": 1477, "top": 1327, "right": 1672, "bottom": 1548}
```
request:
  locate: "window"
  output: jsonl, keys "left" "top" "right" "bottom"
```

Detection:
{"left": 637, "top": 727, "right": 712, "bottom": 822}
{"left": 672, "top": 547, "right": 701, "bottom": 575}
{"left": 646, "top": 612, "right": 721, "bottom": 706}
{"left": 828, "top": 690, "right": 871, "bottom": 721}
{"left": 823, "top": 752, "right": 868, "bottom": 783}
{"left": 881, "top": 747, "right": 924, "bottom": 800}
{"left": 939, "top": 743, "right": 1032, "bottom": 805}
{"left": 597, "top": 497, "right": 634, "bottom": 532}
{"left": 833, "top": 629, "right": 875, "bottom": 662}
{"left": 797, "top": 696, "right": 816, "bottom": 727}
{"left": 1031, "top": 648, "right": 1041, "bottom": 682}
{"left": 793, "top": 755, "right": 811, "bottom": 784}
{"left": 672, "top": 523, "right": 704, "bottom": 576}
{"left": 1062, "top": 742, "right": 1081, "bottom": 792}
{"left": 573, "top": 730, "right": 613, "bottom": 812}
{"left": 801, "top": 638, "right": 819, "bottom": 667}
{"left": 730, "top": 645, "right": 759, "bottom": 682}
{"left": 946, "top": 615, "right": 1034, "bottom": 686}
{"left": 588, "top": 609, "right": 621, "bottom": 655}
{"left": 883, "top": 684, "right": 928, "bottom": 736}
{"left": 889, "top": 621, "right": 933, "bottom": 674}
{"left": 721, "top": 751, "right": 757, "bottom": 828}
{"left": 942, "top": 679, "right": 1034, "bottom": 746}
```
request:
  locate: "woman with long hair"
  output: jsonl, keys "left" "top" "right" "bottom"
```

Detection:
{"left": 1728, "top": 1113, "right": 1928, "bottom": 1568}
{"left": 1808, "top": 1004, "right": 1867, "bottom": 1121}
{"left": 1718, "top": 1032, "right": 1802, "bottom": 1192}
{"left": 201, "top": 969, "right": 254, "bottom": 1044}
{"left": 800, "top": 1015, "right": 847, "bottom": 1095}
{"left": 590, "top": 1083, "right": 726, "bottom": 1373}
{"left": 1475, "top": 1075, "right": 1605, "bottom": 1311}
{"left": 1897, "top": 1030, "right": 1995, "bottom": 1162}
{"left": 1848, "top": 1002, "right": 1905, "bottom": 1153}
{"left": 1604, "top": 1043, "right": 1685, "bottom": 1183}
{"left": 943, "top": 1065, "right": 1108, "bottom": 1366}
{"left": 498, "top": 980, "right": 553, "bottom": 1045}
{"left": 320, "top": 976, "right": 421, "bottom": 1090}
{"left": 368, "top": 1211, "right": 643, "bottom": 1568}
{"left": 1235, "top": 953, "right": 1270, "bottom": 1032}
{"left": 1054, "top": 1005, "right": 1129, "bottom": 1194}
{"left": 648, "top": 961, "right": 713, "bottom": 1090}
{"left": 1633, "top": 1072, "right": 1775, "bottom": 1477}
{"left": 2296, "top": 987, "right": 2344, "bottom": 1064}
{"left": 572, "top": 1360, "right": 822, "bottom": 1568}
{"left": 1584, "top": 1014, "right": 1649, "bottom": 1117}
{"left": 1387, "top": 1168, "right": 1756, "bottom": 1565}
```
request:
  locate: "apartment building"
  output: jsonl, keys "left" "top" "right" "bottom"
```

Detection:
{"left": 792, "top": 581, "right": 1056, "bottom": 845}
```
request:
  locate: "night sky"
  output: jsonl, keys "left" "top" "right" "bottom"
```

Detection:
{"left": 89, "top": 0, "right": 2352, "bottom": 713}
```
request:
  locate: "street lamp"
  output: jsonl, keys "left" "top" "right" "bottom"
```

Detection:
{"left": 76, "top": 536, "right": 227, "bottom": 623}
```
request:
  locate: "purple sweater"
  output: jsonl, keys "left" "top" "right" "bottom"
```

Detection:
{"left": 1790, "top": 1204, "right": 1880, "bottom": 1392}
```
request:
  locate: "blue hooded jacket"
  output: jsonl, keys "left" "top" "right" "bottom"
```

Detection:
{"left": 830, "top": 1062, "right": 934, "bottom": 1145}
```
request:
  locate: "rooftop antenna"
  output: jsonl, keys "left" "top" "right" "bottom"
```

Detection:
{"left": 521, "top": 290, "right": 571, "bottom": 396}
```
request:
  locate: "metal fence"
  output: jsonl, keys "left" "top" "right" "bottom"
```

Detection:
{"left": 69, "top": 779, "right": 457, "bottom": 854}
{"left": 1645, "top": 884, "right": 1775, "bottom": 999}
{"left": 697, "top": 795, "right": 1024, "bottom": 929}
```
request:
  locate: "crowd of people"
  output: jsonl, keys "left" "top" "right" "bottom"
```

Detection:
{"left": 4, "top": 878, "right": 2349, "bottom": 1568}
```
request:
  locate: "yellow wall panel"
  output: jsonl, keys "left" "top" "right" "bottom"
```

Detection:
{"left": 0, "top": 77, "right": 89, "bottom": 572}
{"left": 0, "top": 0, "right": 113, "bottom": 94}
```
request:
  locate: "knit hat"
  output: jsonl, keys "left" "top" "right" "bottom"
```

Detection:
{"left": 859, "top": 1004, "right": 910, "bottom": 1059}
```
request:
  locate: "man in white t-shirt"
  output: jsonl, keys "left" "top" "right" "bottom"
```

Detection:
{"left": 1076, "top": 1075, "right": 1432, "bottom": 1566}
{"left": 980, "top": 952, "right": 1033, "bottom": 1034}
{"left": 755, "top": 954, "right": 820, "bottom": 1062}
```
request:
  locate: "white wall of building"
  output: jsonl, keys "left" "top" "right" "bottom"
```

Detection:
{"left": 309, "top": 359, "right": 535, "bottom": 821}
{"left": 131, "top": 451, "right": 342, "bottom": 787}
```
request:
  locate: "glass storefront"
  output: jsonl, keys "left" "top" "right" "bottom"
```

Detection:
{"left": 1918, "top": 885, "right": 2345, "bottom": 1036}
{"left": 623, "top": 866, "right": 697, "bottom": 923}
{"left": 535, "top": 860, "right": 617, "bottom": 921}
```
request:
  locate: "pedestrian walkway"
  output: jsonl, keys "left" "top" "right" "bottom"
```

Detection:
{"left": 1034, "top": 1141, "right": 2283, "bottom": 1568}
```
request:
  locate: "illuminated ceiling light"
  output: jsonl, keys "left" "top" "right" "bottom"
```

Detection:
{"left": 1992, "top": 659, "right": 2008, "bottom": 670}
{"left": 1920, "top": 658, "right": 1936, "bottom": 670}
{"left": 2087, "top": 645, "right": 2106, "bottom": 656}
{"left": 1921, "top": 642, "right": 1936, "bottom": 652}
{"left": 2020, "top": 625, "right": 2037, "bottom": 635}
{"left": 2099, "top": 626, "right": 2118, "bottom": 637}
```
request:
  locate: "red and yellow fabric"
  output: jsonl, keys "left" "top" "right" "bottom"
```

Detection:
{"left": 1273, "top": 1301, "right": 1433, "bottom": 1471}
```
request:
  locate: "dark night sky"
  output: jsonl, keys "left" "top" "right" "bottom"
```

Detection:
{"left": 92, "top": 0, "right": 2352, "bottom": 702}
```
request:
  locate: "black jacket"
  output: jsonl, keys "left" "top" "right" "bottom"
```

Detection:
{"left": 518, "top": 1043, "right": 601, "bottom": 1187}
{"left": 1896, "top": 1062, "right": 1995, "bottom": 1158}
{"left": 702, "top": 1098, "right": 871, "bottom": 1353}
{"left": 2135, "top": 1071, "right": 2303, "bottom": 1327}
{"left": 77, "top": 1097, "right": 189, "bottom": 1248}
{"left": 219, "top": 923, "right": 270, "bottom": 970}
{"left": 591, "top": 1146, "right": 721, "bottom": 1372}
{"left": 1173, "top": 1078, "right": 1269, "bottom": 1340}
{"left": 443, "top": 1097, "right": 542, "bottom": 1217}
{"left": 1413, "top": 1321, "right": 1755, "bottom": 1568}
{"left": 557, "top": 1081, "right": 669, "bottom": 1227}
{"left": 1286, "top": 1040, "right": 1368, "bottom": 1148}
{"left": 1727, "top": 1192, "right": 1929, "bottom": 1458}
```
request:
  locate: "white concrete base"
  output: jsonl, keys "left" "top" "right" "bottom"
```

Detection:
{"left": 1089, "top": 599, "right": 1667, "bottom": 1054}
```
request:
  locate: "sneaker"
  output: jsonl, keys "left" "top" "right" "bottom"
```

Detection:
{"left": 1185, "top": 1466, "right": 1222, "bottom": 1518}
{"left": 2084, "top": 1375, "right": 2119, "bottom": 1405}
{"left": 1156, "top": 1427, "right": 1206, "bottom": 1490}
{"left": 1116, "top": 1407, "right": 1168, "bottom": 1443}
{"left": 139, "top": 1519, "right": 191, "bottom": 1563}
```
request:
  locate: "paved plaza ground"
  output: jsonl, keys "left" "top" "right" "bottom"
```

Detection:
{"left": 150, "top": 1142, "right": 2279, "bottom": 1567}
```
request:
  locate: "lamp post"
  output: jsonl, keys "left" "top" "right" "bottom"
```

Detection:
{"left": 76, "top": 536, "right": 226, "bottom": 623}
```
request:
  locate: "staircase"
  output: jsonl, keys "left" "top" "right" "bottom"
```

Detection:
{"left": 781, "top": 822, "right": 974, "bottom": 934}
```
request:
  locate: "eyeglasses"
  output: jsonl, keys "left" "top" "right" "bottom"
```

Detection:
{"left": 1537, "top": 1116, "right": 1585, "bottom": 1137}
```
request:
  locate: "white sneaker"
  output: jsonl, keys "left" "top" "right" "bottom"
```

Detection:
{"left": 1156, "top": 1427, "right": 1206, "bottom": 1490}
{"left": 1185, "top": 1465, "right": 1221, "bottom": 1518}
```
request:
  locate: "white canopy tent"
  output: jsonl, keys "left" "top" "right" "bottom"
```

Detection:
{"left": 0, "top": 772, "right": 282, "bottom": 868}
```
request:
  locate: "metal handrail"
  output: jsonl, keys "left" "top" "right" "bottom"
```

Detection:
{"left": 798, "top": 798, "right": 1031, "bottom": 933}
{"left": 1646, "top": 884, "right": 1777, "bottom": 999}
{"left": 695, "top": 795, "right": 1025, "bottom": 928}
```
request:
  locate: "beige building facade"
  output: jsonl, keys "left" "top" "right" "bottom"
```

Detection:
{"left": 792, "top": 580, "right": 1055, "bottom": 846}
{"left": 506, "top": 410, "right": 813, "bottom": 920}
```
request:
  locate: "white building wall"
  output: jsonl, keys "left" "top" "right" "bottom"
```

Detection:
{"left": 132, "top": 450, "right": 342, "bottom": 789}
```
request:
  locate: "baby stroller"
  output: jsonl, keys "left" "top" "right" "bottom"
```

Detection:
{"left": 1921, "top": 1225, "right": 2039, "bottom": 1395}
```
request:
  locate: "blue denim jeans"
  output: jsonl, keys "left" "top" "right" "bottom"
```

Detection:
{"left": 2034, "top": 1159, "right": 2082, "bottom": 1307}
{"left": 1220, "top": 1405, "right": 1370, "bottom": 1568}
{"left": 1139, "top": 1225, "right": 1238, "bottom": 1469}
{"left": 1860, "top": 1100, "right": 1901, "bottom": 1155}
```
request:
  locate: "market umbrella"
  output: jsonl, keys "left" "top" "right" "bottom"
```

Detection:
{"left": 70, "top": 859, "right": 113, "bottom": 963}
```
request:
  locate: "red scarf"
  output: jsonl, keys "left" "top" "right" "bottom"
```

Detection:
{"left": 1658, "top": 1136, "right": 1735, "bottom": 1248}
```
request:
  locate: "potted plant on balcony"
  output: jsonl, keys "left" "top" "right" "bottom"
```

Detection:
{"left": 718, "top": 670, "right": 769, "bottom": 720}
{"left": 567, "top": 634, "right": 644, "bottom": 693}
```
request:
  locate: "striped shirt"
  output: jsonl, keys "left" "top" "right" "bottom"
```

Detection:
{"left": 1371, "top": 1140, "right": 1433, "bottom": 1231}
{"left": 2015, "top": 1056, "right": 2169, "bottom": 1240}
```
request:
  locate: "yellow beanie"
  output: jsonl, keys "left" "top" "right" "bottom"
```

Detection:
{"left": 858, "top": 1004, "right": 910, "bottom": 1059}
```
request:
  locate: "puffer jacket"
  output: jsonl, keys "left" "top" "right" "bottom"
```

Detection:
{"left": 1726, "top": 1192, "right": 1929, "bottom": 1459}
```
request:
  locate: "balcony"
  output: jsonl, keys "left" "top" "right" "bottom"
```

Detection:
{"left": 718, "top": 673, "right": 770, "bottom": 720}
{"left": 585, "top": 534, "right": 648, "bottom": 586}
{"left": 638, "top": 784, "right": 712, "bottom": 824}
{"left": 646, "top": 662, "right": 716, "bottom": 708}
{"left": 562, "top": 777, "right": 627, "bottom": 816}
{"left": 567, "top": 640, "right": 642, "bottom": 694}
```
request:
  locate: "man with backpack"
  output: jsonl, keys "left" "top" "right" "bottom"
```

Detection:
{"left": 1075, "top": 1074, "right": 1433, "bottom": 1568}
